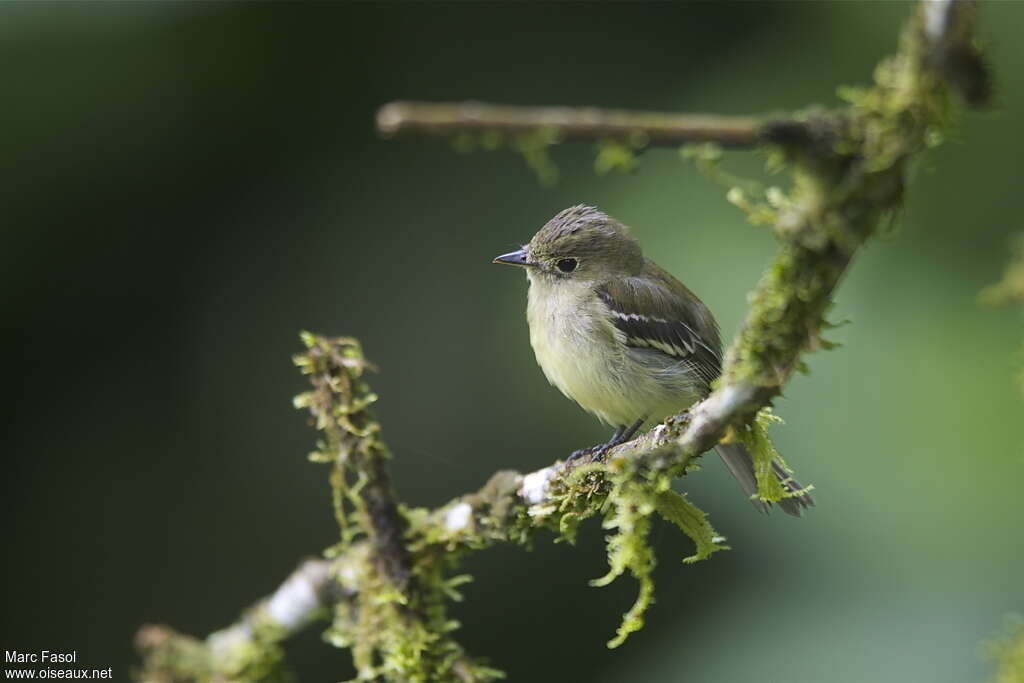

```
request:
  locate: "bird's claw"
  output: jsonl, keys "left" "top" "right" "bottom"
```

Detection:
{"left": 567, "top": 417, "right": 647, "bottom": 467}
{"left": 666, "top": 411, "right": 692, "bottom": 428}
{"left": 567, "top": 444, "right": 601, "bottom": 462}
{"left": 566, "top": 442, "right": 614, "bottom": 467}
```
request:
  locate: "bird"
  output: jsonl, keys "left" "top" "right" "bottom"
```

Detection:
{"left": 492, "top": 205, "right": 812, "bottom": 516}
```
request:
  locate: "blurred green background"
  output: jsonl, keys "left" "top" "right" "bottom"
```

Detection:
{"left": 3, "top": 2, "right": 1023, "bottom": 682}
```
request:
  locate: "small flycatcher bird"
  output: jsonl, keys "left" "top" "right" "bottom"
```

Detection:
{"left": 493, "top": 205, "right": 812, "bottom": 516}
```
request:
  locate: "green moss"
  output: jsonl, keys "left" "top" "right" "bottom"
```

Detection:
{"left": 211, "top": 620, "right": 291, "bottom": 683}
{"left": 450, "top": 128, "right": 562, "bottom": 186}
{"left": 980, "top": 236, "right": 1024, "bottom": 394}
{"left": 512, "top": 128, "right": 561, "bottom": 186}
{"left": 548, "top": 463, "right": 610, "bottom": 544}
{"left": 578, "top": 456, "right": 727, "bottom": 649}
{"left": 294, "top": 332, "right": 384, "bottom": 545}
{"left": 463, "top": 470, "right": 527, "bottom": 542}
{"left": 681, "top": 142, "right": 769, "bottom": 203}
{"left": 653, "top": 487, "right": 729, "bottom": 564}
{"left": 136, "top": 627, "right": 217, "bottom": 683}
{"left": 135, "top": 622, "right": 294, "bottom": 683}
{"left": 981, "top": 235, "right": 1024, "bottom": 308}
{"left": 732, "top": 409, "right": 812, "bottom": 505}
{"left": 325, "top": 540, "right": 503, "bottom": 683}
{"left": 717, "top": 9, "right": 959, "bottom": 393}
{"left": 985, "top": 616, "right": 1024, "bottom": 683}
{"left": 295, "top": 333, "right": 504, "bottom": 683}
{"left": 590, "top": 470, "right": 656, "bottom": 649}
{"left": 595, "top": 139, "right": 641, "bottom": 175}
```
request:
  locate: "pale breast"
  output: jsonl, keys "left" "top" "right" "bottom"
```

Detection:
{"left": 525, "top": 275, "right": 693, "bottom": 427}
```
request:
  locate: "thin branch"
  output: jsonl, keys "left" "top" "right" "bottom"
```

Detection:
{"left": 376, "top": 100, "right": 833, "bottom": 150}
{"left": 300, "top": 335, "right": 415, "bottom": 595}
{"left": 131, "top": 387, "right": 771, "bottom": 680}
{"left": 212, "top": 558, "right": 336, "bottom": 646}
{"left": 135, "top": 559, "right": 339, "bottom": 683}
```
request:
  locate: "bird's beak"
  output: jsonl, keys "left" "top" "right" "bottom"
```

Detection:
{"left": 492, "top": 247, "right": 533, "bottom": 267}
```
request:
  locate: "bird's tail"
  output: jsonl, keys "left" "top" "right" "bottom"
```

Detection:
{"left": 714, "top": 442, "right": 814, "bottom": 517}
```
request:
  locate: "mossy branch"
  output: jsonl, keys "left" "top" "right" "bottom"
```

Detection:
{"left": 292, "top": 333, "right": 413, "bottom": 593}
{"left": 136, "top": 2, "right": 991, "bottom": 681}
{"left": 136, "top": 559, "right": 335, "bottom": 683}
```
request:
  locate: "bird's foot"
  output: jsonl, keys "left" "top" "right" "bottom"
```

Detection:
{"left": 567, "top": 444, "right": 602, "bottom": 463}
{"left": 567, "top": 417, "right": 648, "bottom": 466}
{"left": 666, "top": 411, "right": 692, "bottom": 428}
{"left": 581, "top": 435, "right": 625, "bottom": 464}
{"left": 588, "top": 444, "right": 613, "bottom": 463}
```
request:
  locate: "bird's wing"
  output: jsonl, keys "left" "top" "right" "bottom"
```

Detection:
{"left": 596, "top": 267, "right": 722, "bottom": 386}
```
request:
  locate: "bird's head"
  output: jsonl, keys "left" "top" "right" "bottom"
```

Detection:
{"left": 492, "top": 205, "right": 643, "bottom": 281}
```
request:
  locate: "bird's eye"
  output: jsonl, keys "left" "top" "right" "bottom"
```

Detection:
{"left": 556, "top": 258, "right": 578, "bottom": 273}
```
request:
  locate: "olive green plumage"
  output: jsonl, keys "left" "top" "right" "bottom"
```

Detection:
{"left": 494, "top": 205, "right": 812, "bottom": 516}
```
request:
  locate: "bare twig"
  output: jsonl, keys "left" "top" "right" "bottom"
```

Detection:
{"left": 377, "top": 100, "right": 834, "bottom": 150}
